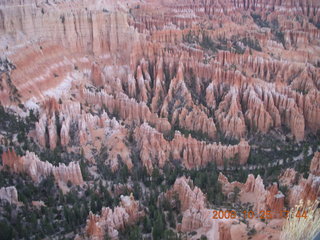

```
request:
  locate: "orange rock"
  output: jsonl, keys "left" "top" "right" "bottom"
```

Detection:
{"left": 134, "top": 123, "right": 250, "bottom": 173}
{"left": 219, "top": 222, "right": 232, "bottom": 240}
{"left": 1, "top": 150, "right": 84, "bottom": 188}
{"left": 0, "top": 186, "right": 19, "bottom": 205}
{"left": 281, "top": 153, "right": 320, "bottom": 207}
{"left": 221, "top": 173, "right": 284, "bottom": 217}
{"left": 266, "top": 183, "right": 285, "bottom": 215}
{"left": 288, "top": 174, "right": 320, "bottom": 207}
{"left": 218, "top": 172, "right": 244, "bottom": 195}
{"left": 310, "top": 152, "right": 320, "bottom": 176}
{"left": 279, "top": 168, "right": 299, "bottom": 187}
{"left": 91, "top": 62, "right": 104, "bottom": 87}
{"left": 85, "top": 194, "right": 144, "bottom": 240}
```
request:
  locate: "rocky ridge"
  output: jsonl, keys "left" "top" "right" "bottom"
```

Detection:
{"left": 1, "top": 149, "right": 84, "bottom": 190}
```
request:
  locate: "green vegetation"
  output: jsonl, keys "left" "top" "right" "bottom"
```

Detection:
{"left": 200, "top": 34, "right": 230, "bottom": 53}
{"left": 183, "top": 30, "right": 199, "bottom": 44}
{"left": 0, "top": 58, "right": 21, "bottom": 103}
{"left": 183, "top": 30, "right": 263, "bottom": 56}
{"left": 251, "top": 13, "right": 269, "bottom": 28}
{"left": 0, "top": 106, "right": 39, "bottom": 149}
{"left": 274, "top": 30, "right": 285, "bottom": 46}
{"left": 309, "top": 18, "right": 320, "bottom": 29}
{"left": 240, "top": 37, "right": 262, "bottom": 51}
{"left": 0, "top": 172, "right": 90, "bottom": 239}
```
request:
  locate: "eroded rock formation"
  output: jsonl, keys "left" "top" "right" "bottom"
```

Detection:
{"left": 279, "top": 168, "right": 299, "bottom": 187}
{"left": 279, "top": 152, "right": 320, "bottom": 207}
{"left": 219, "top": 173, "right": 285, "bottom": 216}
{"left": 166, "top": 176, "right": 213, "bottom": 233}
{"left": 1, "top": 149, "right": 84, "bottom": 188}
{"left": 218, "top": 172, "right": 243, "bottom": 196}
{"left": 134, "top": 123, "right": 250, "bottom": 173}
{"left": 166, "top": 176, "right": 250, "bottom": 238}
{"left": 0, "top": 186, "right": 19, "bottom": 205}
{"left": 85, "top": 194, "right": 144, "bottom": 240}
{"left": 310, "top": 152, "right": 320, "bottom": 176}
{"left": 1, "top": 0, "right": 319, "bottom": 238}
{"left": 34, "top": 99, "right": 133, "bottom": 171}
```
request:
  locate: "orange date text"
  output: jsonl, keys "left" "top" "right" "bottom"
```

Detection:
{"left": 212, "top": 210, "right": 307, "bottom": 219}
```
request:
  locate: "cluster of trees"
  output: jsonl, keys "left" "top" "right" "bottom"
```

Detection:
{"left": 251, "top": 13, "right": 269, "bottom": 28}
{"left": 200, "top": 34, "right": 230, "bottom": 53}
{"left": 0, "top": 169, "right": 119, "bottom": 239}
{"left": 274, "top": 30, "right": 285, "bottom": 47}
{"left": 250, "top": 13, "right": 286, "bottom": 48}
{"left": 240, "top": 37, "right": 262, "bottom": 51}
{"left": 200, "top": 32, "right": 262, "bottom": 56}
{"left": 93, "top": 158, "right": 225, "bottom": 239}
{"left": 183, "top": 30, "right": 199, "bottom": 44}
{"left": 309, "top": 18, "right": 320, "bottom": 29}
{"left": 0, "top": 106, "right": 39, "bottom": 158}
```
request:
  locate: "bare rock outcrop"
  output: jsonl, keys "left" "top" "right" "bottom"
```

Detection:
{"left": 134, "top": 123, "right": 250, "bottom": 173}
{"left": 166, "top": 176, "right": 246, "bottom": 238}
{"left": 280, "top": 153, "right": 320, "bottom": 207}
{"left": 266, "top": 183, "right": 285, "bottom": 215}
{"left": 85, "top": 194, "right": 144, "bottom": 240}
{"left": 241, "top": 174, "right": 267, "bottom": 212}
{"left": 167, "top": 176, "right": 206, "bottom": 212}
{"left": 160, "top": 62, "right": 217, "bottom": 140}
{"left": 104, "top": 122, "right": 133, "bottom": 172}
{"left": 279, "top": 168, "right": 299, "bottom": 187}
{"left": 91, "top": 63, "right": 104, "bottom": 87}
{"left": 215, "top": 87, "right": 246, "bottom": 139}
{"left": 166, "top": 176, "right": 211, "bottom": 233}
{"left": 310, "top": 152, "right": 320, "bottom": 176}
{"left": 220, "top": 173, "right": 284, "bottom": 216}
{"left": 218, "top": 172, "right": 243, "bottom": 196}
{"left": 219, "top": 222, "right": 232, "bottom": 240}
{"left": 1, "top": 149, "right": 84, "bottom": 188}
{"left": 0, "top": 186, "right": 19, "bottom": 205}
{"left": 0, "top": 1, "right": 140, "bottom": 101}
{"left": 82, "top": 88, "right": 171, "bottom": 134}
{"left": 287, "top": 174, "right": 320, "bottom": 207}
{"left": 34, "top": 98, "right": 134, "bottom": 171}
